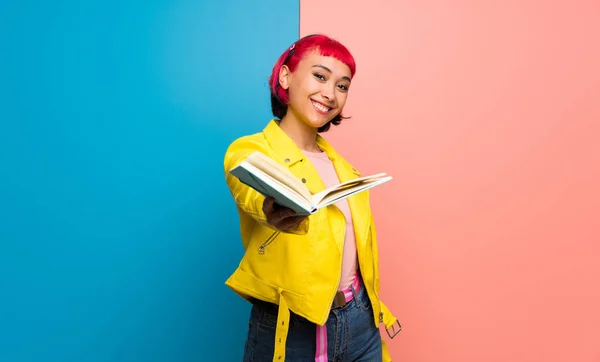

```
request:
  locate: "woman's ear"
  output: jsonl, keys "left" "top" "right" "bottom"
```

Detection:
{"left": 278, "top": 65, "right": 290, "bottom": 90}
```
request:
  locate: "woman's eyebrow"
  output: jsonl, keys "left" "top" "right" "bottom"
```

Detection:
{"left": 312, "top": 64, "right": 351, "bottom": 82}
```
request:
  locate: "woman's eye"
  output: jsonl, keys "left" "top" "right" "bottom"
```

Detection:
{"left": 313, "top": 73, "right": 326, "bottom": 81}
{"left": 337, "top": 84, "right": 349, "bottom": 91}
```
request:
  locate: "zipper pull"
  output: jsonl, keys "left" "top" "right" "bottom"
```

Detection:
{"left": 257, "top": 231, "right": 279, "bottom": 255}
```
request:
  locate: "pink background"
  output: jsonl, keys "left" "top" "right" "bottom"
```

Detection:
{"left": 301, "top": 1, "right": 600, "bottom": 361}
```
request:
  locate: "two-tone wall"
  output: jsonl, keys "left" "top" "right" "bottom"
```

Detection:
{"left": 2, "top": 0, "right": 598, "bottom": 361}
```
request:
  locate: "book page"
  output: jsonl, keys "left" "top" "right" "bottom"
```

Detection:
{"left": 315, "top": 176, "right": 393, "bottom": 209}
{"left": 311, "top": 173, "right": 389, "bottom": 205}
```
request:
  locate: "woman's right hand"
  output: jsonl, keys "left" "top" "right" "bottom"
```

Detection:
{"left": 262, "top": 197, "right": 308, "bottom": 232}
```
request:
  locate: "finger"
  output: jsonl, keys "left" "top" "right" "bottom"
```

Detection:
{"left": 278, "top": 208, "right": 297, "bottom": 221}
{"left": 280, "top": 215, "right": 306, "bottom": 230}
{"left": 287, "top": 215, "right": 306, "bottom": 224}
{"left": 272, "top": 209, "right": 288, "bottom": 224}
{"left": 262, "top": 197, "right": 275, "bottom": 214}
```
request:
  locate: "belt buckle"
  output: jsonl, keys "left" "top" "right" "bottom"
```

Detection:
{"left": 385, "top": 320, "right": 402, "bottom": 339}
{"left": 331, "top": 291, "right": 346, "bottom": 309}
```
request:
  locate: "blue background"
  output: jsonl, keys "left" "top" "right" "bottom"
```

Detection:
{"left": 0, "top": 1, "right": 298, "bottom": 361}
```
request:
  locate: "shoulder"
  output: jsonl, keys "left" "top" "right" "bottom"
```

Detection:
{"left": 223, "top": 129, "right": 271, "bottom": 172}
{"left": 224, "top": 120, "right": 278, "bottom": 154}
{"left": 225, "top": 132, "right": 266, "bottom": 153}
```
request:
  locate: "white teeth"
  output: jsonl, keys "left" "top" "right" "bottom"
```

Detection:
{"left": 312, "top": 101, "right": 330, "bottom": 113}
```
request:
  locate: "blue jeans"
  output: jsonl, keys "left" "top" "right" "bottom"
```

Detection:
{"left": 242, "top": 283, "right": 382, "bottom": 362}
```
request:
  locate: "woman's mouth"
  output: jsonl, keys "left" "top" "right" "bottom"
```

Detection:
{"left": 311, "top": 100, "right": 332, "bottom": 114}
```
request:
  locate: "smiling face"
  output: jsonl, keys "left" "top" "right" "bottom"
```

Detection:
{"left": 278, "top": 51, "right": 352, "bottom": 130}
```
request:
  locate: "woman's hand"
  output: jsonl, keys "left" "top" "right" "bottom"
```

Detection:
{"left": 262, "top": 197, "right": 308, "bottom": 232}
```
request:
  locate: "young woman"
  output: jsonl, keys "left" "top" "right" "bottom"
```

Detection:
{"left": 223, "top": 34, "right": 401, "bottom": 362}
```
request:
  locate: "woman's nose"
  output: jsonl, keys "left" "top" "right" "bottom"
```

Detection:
{"left": 321, "top": 85, "right": 335, "bottom": 101}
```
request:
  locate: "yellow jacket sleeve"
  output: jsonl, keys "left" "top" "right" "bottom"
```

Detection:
{"left": 223, "top": 137, "right": 309, "bottom": 235}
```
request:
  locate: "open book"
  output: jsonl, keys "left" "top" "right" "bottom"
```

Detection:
{"left": 229, "top": 151, "right": 392, "bottom": 215}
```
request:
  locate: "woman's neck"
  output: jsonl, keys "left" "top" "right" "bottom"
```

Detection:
{"left": 279, "top": 114, "right": 321, "bottom": 153}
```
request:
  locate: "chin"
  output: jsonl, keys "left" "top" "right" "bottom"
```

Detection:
{"left": 303, "top": 119, "right": 329, "bottom": 130}
{"left": 306, "top": 113, "right": 338, "bottom": 129}
{"left": 312, "top": 117, "right": 331, "bottom": 126}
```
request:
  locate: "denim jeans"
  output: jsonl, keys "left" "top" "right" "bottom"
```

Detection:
{"left": 242, "top": 283, "right": 382, "bottom": 362}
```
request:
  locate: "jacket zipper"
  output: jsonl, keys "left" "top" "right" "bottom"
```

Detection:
{"left": 364, "top": 224, "right": 383, "bottom": 323}
{"left": 369, "top": 225, "right": 402, "bottom": 330}
{"left": 324, "top": 205, "right": 346, "bottom": 323}
{"left": 369, "top": 225, "right": 379, "bottom": 297}
{"left": 369, "top": 225, "right": 382, "bottom": 322}
{"left": 258, "top": 230, "right": 280, "bottom": 254}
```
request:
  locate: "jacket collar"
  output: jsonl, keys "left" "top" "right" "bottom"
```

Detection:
{"left": 262, "top": 119, "right": 341, "bottom": 167}
{"left": 262, "top": 119, "right": 369, "bottom": 243}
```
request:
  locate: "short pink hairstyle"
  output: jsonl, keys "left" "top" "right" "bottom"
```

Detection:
{"left": 268, "top": 34, "right": 357, "bottom": 132}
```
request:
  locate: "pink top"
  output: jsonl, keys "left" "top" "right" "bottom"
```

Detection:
{"left": 302, "top": 149, "right": 358, "bottom": 291}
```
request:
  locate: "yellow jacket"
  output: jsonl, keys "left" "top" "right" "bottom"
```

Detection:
{"left": 223, "top": 120, "right": 400, "bottom": 361}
